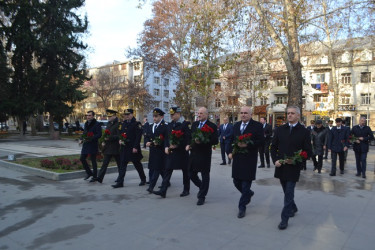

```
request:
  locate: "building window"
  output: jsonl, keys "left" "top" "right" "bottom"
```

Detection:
{"left": 259, "top": 79, "right": 267, "bottom": 89}
{"left": 155, "top": 101, "right": 161, "bottom": 108}
{"left": 260, "top": 97, "right": 267, "bottom": 105}
{"left": 154, "top": 77, "right": 160, "bottom": 85}
{"left": 163, "top": 102, "right": 169, "bottom": 109}
{"left": 341, "top": 73, "right": 351, "bottom": 84}
{"left": 275, "top": 95, "right": 288, "bottom": 104}
{"left": 215, "top": 98, "right": 221, "bottom": 108}
{"left": 163, "top": 78, "right": 169, "bottom": 87}
{"left": 153, "top": 89, "right": 160, "bottom": 96}
{"left": 246, "top": 98, "right": 252, "bottom": 106}
{"left": 134, "top": 62, "right": 140, "bottom": 71}
{"left": 163, "top": 90, "right": 169, "bottom": 98}
{"left": 361, "top": 72, "right": 371, "bottom": 83}
{"left": 228, "top": 96, "right": 238, "bottom": 105}
{"left": 276, "top": 77, "right": 287, "bottom": 87}
{"left": 313, "top": 94, "right": 328, "bottom": 102}
{"left": 245, "top": 80, "right": 252, "bottom": 90}
{"left": 361, "top": 93, "right": 371, "bottom": 105}
{"left": 215, "top": 82, "right": 221, "bottom": 91}
{"left": 340, "top": 94, "right": 351, "bottom": 104}
{"left": 316, "top": 73, "right": 325, "bottom": 83}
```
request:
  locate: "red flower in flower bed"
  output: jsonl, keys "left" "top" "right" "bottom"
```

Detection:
{"left": 40, "top": 159, "right": 56, "bottom": 169}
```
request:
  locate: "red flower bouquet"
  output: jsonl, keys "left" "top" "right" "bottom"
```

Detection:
{"left": 152, "top": 134, "right": 164, "bottom": 146}
{"left": 82, "top": 131, "right": 94, "bottom": 143}
{"left": 119, "top": 132, "right": 129, "bottom": 145}
{"left": 279, "top": 150, "right": 308, "bottom": 165}
{"left": 170, "top": 130, "right": 184, "bottom": 146}
{"left": 192, "top": 124, "right": 214, "bottom": 145}
{"left": 348, "top": 135, "right": 359, "bottom": 144}
{"left": 232, "top": 133, "right": 253, "bottom": 155}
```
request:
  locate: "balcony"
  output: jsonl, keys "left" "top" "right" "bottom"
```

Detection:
{"left": 270, "top": 86, "right": 287, "bottom": 94}
{"left": 311, "top": 83, "right": 329, "bottom": 93}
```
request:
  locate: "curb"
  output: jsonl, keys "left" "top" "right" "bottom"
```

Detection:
{"left": 0, "top": 160, "right": 148, "bottom": 181}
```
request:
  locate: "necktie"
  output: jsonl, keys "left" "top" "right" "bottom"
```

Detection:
{"left": 199, "top": 122, "right": 203, "bottom": 129}
{"left": 241, "top": 123, "right": 247, "bottom": 134}
{"left": 289, "top": 125, "right": 293, "bottom": 134}
{"left": 224, "top": 124, "right": 227, "bottom": 131}
{"left": 153, "top": 124, "right": 158, "bottom": 133}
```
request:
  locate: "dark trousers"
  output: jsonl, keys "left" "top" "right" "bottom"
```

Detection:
{"left": 280, "top": 180, "right": 297, "bottom": 223}
{"left": 190, "top": 168, "right": 210, "bottom": 199}
{"left": 259, "top": 140, "right": 271, "bottom": 167}
{"left": 160, "top": 168, "right": 190, "bottom": 193}
{"left": 117, "top": 159, "right": 146, "bottom": 184}
{"left": 98, "top": 154, "right": 120, "bottom": 182}
{"left": 354, "top": 151, "right": 368, "bottom": 176}
{"left": 149, "top": 167, "right": 166, "bottom": 190}
{"left": 324, "top": 146, "right": 329, "bottom": 159}
{"left": 233, "top": 179, "right": 253, "bottom": 212}
{"left": 80, "top": 153, "right": 97, "bottom": 178}
{"left": 312, "top": 155, "right": 323, "bottom": 171}
{"left": 220, "top": 141, "right": 231, "bottom": 163}
{"left": 331, "top": 151, "right": 345, "bottom": 174}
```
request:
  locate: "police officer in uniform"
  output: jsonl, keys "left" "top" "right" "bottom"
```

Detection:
{"left": 153, "top": 107, "right": 191, "bottom": 198}
{"left": 112, "top": 109, "right": 147, "bottom": 188}
{"left": 145, "top": 108, "right": 168, "bottom": 193}
{"left": 97, "top": 109, "right": 121, "bottom": 183}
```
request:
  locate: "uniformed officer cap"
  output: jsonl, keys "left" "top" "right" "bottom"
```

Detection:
{"left": 315, "top": 120, "right": 322, "bottom": 125}
{"left": 153, "top": 108, "right": 165, "bottom": 116}
{"left": 335, "top": 118, "right": 342, "bottom": 123}
{"left": 106, "top": 109, "right": 118, "bottom": 115}
{"left": 124, "top": 109, "right": 134, "bottom": 115}
{"left": 169, "top": 106, "right": 181, "bottom": 115}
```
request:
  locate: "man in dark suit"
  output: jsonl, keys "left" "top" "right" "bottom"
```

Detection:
{"left": 186, "top": 107, "right": 218, "bottom": 206}
{"left": 324, "top": 120, "right": 334, "bottom": 159}
{"left": 218, "top": 117, "right": 233, "bottom": 165}
{"left": 153, "top": 107, "right": 191, "bottom": 198}
{"left": 228, "top": 106, "right": 264, "bottom": 218}
{"left": 96, "top": 109, "right": 121, "bottom": 183}
{"left": 307, "top": 120, "right": 315, "bottom": 132}
{"left": 258, "top": 117, "right": 272, "bottom": 168}
{"left": 145, "top": 108, "right": 168, "bottom": 193}
{"left": 350, "top": 116, "right": 374, "bottom": 178}
{"left": 142, "top": 117, "right": 149, "bottom": 148}
{"left": 271, "top": 106, "right": 312, "bottom": 230}
{"left": 79, "top": 110, "right": 102, "bottom": 182}
{"left": 328, "top": 118, "right": 349, "bottom": 176}
{"left": 112, "top": 109, "right": 147, "bottom": 188}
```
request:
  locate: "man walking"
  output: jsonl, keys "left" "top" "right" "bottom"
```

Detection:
{"left": 228, "top": 106, "right": 264, "bottom": 218}
{"left": 218, "top": 117, "right": 233, "bottom": 165}
{"left": 324, "top": 120, "right": 333, "bottom": 159}
{"left": 79, "top": 111, "right": 102, "bottom": 182}
{"left": 186, "top": 107, "right": 218, "bottom": 205}
{"left": 271, "top": 106, "right": 311, "bottom": 230}
{"left": 351, "top": 116, "right": 374, "bottom": 178}
{"left": 112, "top": 109, "right": 147, "bottom": 188}
{"left": 328, "top": 118, "right": 349, "bottom": 176}
{"left": 258, "top": 117, "right": 272, "bottom": 168}
{"left": 142, "top": 116, "right": 149, "bottom": 148}
{"left": 96, "top": 109, "right": 121, "bottom": 183}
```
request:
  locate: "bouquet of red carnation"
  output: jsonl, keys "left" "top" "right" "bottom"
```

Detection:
{"left": 82, "top": 131, "right": 94, "bottom": 143}
{"left": 279, "top": 150, "right": 308, "bottom": 165}
{"left": 192, "top": 124, "right": 214, "bottom": 145}
{"left": 348, "top": 135, "right": 359, "bottom": 144}
{"left": 119, "top": 132, "right": 129, "bottom": 145}
{"left": 152, "top": 134, "right": 164, "bottom": 146}
{"left": 170, "top": 130, "right": 184, "bottom": 146}
{"left": 232, "top": 133, "right": 253, "bottom": 155}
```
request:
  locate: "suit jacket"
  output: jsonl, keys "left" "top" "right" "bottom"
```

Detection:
{"left": 101, "top": 117, "right": 120, "bottom": 155}
{"left": 218, "top": 123, "right": 234, "bottom": 144}
{"left": 81, "top": 119, "right": 102, "bottom": 154}
{"left": 262, "top": 123, "right": 272, "bottom": 142}
{"left": 231, "top": 119, "right": 264, "bottom": 181}
{"left": 189, "top": 120, "right": 218, "bottom": 172}
{"left": 328, "top": 126, "right": 349, "bottom": 152}
{"left": 350, "top": 125, "right": 374, "bottom": 153}
{"left": 119, "top": 117, "right": 143, "bottom": 162}
{"left": 145, "top": 120, "right": 168, "bottom": 170}
{"left": 271, "top": 122, "right": 312, "bottom": 182}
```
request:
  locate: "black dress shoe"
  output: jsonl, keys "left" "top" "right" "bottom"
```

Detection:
{"left": 89, "top": 178, "right": 97, "bottom": 183}
{"left": 146, "top": 181, "right": 150, "bottom": 184}
{"left": 329, "top": 173, "right": 336, "bottom": 176}
{"left": 97, "top": 178, "right": 103, "bottom": 183}
{"left": 258, "top": 165, "right": 265, "bottom": 168}
{"left": 362, "top": 175, "right": 366, "bottom": 179}
{"left": 180, "top": 191, "right": 190, "bottom": 197}
{"left": 220, "top": 162, "right": 226, "bottom": 165}
{"left": 246, "top": 190, "right": 255, "bottom": 205}
{"left": 237, "top": 210, "right": 245, "bottom": 218}
{"left": 356, "top": 173, "right": 361, "bottom": 177}
{"left": 111, "top": 183, "right": 124, "bottom": 188}
{"left": 340, "top": 170, "right": 344, "bottom": 174}
{"left": 146, "top": 188, "right": 153, "bottom": 193}
{"left": 197, "top": 198, "right": 205, "bottom": 205}
{"left": 278, "top": 221, "right": 288, "bottom": 230}
{"left": 84, "top": 174, "right": 92, "bottom": 180}
{"left": 228, "top": 159, "right": 231, "bottom": 164}
{"left": 139, "top": 180, "right": 146, "bottom": 186}
{"left": 153, "top": 190, "right": 166, "bottom": 198}
{"left": 289, "top": 208, "right": 298, "bottom": 217}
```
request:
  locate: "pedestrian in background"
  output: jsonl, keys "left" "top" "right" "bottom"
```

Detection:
{"left": 328, "top": 118, "right": 349, "bottom": 176}
{"left": 258, "top": 117, "right": 272, "bottom": 168}
{"left": 218, "top": 117, "right": 233, "bottom": 165}
{"left": 311, "top": 120, "right": 328, "bottom": 173}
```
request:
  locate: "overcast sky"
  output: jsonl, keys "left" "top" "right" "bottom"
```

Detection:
{"left": 83, "top": 0, "right": 152, "bottom": 68}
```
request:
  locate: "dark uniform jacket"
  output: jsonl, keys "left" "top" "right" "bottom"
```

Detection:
{"left": 311, "top": 127, "right": 328, "bottom": 156}
{"left": 231, "top": 119, "right": 264, "bottom": 181}
{"left": 189, "top": 120, "right": 218, "bottom": 172}
{"left": 165, "top": 120, "right": 191, "bottom": 170}
{"left": 218, "top": 123, "right": 234, "bottom": 144}
{"left": 102, "top": 117, "right": 120, "bottom": 155}
{"left": 263, "top": 123, "right": 272, "bottom": 142}
{"left": 119, "top": 117, "right": 143, "bottom": 162}
{"left": 81, "top": 119, "right": 102, "bottom": 154}
{"left": 328, "top": 126, "right": 349, "bottom": 152}
{"left": 350, "top": 125, "right": 374, "bottom": 153}
{"left": 145, "top": 120, "right": 168, "bottom": 171}
{"left": 271, "top": 122, "right": 312, "bottom": 182}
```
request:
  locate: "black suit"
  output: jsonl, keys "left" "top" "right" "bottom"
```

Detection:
{"left": 189, "top": 120, "right": 218, "bottom": 201}
{"left": 350, "top": 125, "right": 374, "bottom": 176}
{"left": 328, "top": 126, "right": 349, "bottom": 175}
{"left": 271, "top": 122, "right": 311, "bottom": 225}
{"left": 259, "top": 123, "right": 272, "bottom": 168}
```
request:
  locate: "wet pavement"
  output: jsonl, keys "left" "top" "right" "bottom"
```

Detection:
{"left": 0, "top": 136, "right": 375, "bottom": 249}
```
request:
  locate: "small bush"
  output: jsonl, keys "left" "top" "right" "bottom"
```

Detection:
{"left": 40, "top": 159, "right": 56, "bottom": 169}
{"left": 55, "top": 158, "right": 65, "bottom": 165}
{"left": 60, "top": 159, "right": 72, "bottom": 170}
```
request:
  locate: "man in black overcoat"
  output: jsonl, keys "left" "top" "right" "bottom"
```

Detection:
{"left": 186, "top": 107, "right": 218, "bottom": 206}
{"left": 258, "top": 116, "right": 272, "bottom": 168}
{"left": 218, "top": 117, "right": 233, "bottom": 165}
{"left": 96, "top": 109, "right": 121, "bottom": 183}
{"left": 79, "top": 110, "right": 102, "bottom": 181}
{"left": 228, "top": 106, "right": 264, "bottom": 218}
{"left": 271, "top": 106, "right": 312, "bottom": 230}
{"left": 153, "top": 107, "right": 191, "bottom": 198}
{"left": 350, "top": 116, "right": 374, "bottom": 178}
{"left": 112, "top": 109, "right": 146, "bottom": 188}
{"left": 145, "top": 108, "right": 168, "bottom": 193}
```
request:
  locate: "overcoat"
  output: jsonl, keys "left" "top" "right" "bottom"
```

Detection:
{"left": 311, "top": 127, "right": 328, "bottom": 156}
{"left": 189, "top": 120, "right": 218, "bottom": 172}
{"left": 271, "top": 122, "right": 312, "bottom": 182}
{"left": 101, "top": 117, "right": 120, "bottom": 155}
{"left": 145, "top": 120, "right": 168, "bottom": 171}
{"left": 119, "top": 117, "right": 143, "bottom": 162}
{"left": 328, "top": 126, "right": 349, "bottom": 152}
{"left": 350, "top": 125, "right": 374, "bottom": 153}
{"left": 81, "top": 119, "right": 102, "bottom": 154}
{"left": 231, "top": 119, "right": 264, "bottom": 181}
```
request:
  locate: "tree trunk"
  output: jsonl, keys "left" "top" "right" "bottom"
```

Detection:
{"left": 29, "top": 116, "right": 37, "bottom": 136}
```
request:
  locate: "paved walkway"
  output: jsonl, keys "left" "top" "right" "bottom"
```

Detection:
{"left": 0, "top": 136, "right": 374, "bottom": 249}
